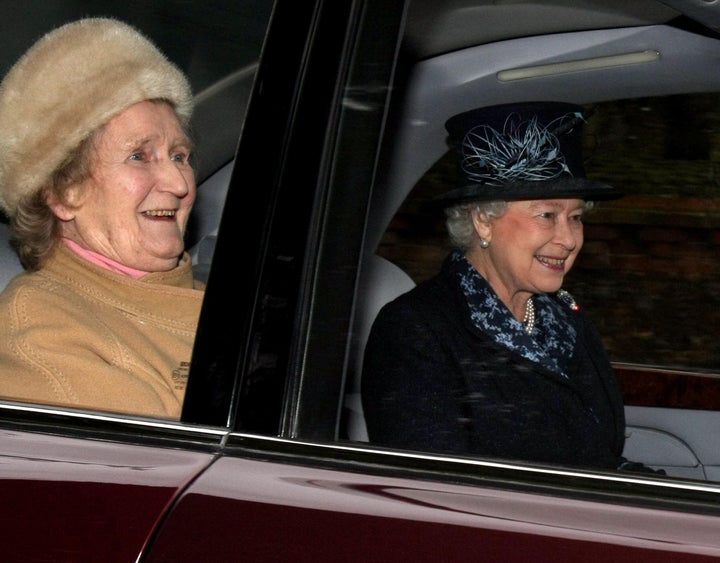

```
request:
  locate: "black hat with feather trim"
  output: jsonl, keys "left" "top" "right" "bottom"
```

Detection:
{"left": 434, "top": 101, "right": 622, "bottom": 207}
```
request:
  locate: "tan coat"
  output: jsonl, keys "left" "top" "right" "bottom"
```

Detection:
{"left": 0, "top": 245, "right": 204, "bottom": 419}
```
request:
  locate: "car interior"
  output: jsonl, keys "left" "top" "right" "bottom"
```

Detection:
{"left": 1, "top": 0, "right": 720, "bottom": 482}
{"left": 341, "top": 0, "right": 720, "bottom": 480}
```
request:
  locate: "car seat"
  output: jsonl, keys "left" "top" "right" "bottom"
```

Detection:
{"left": 344, "top": 254, "right": 416, "bottom": 441}
{"left": 0, "top": 222, "right": 22, "bottom": 291}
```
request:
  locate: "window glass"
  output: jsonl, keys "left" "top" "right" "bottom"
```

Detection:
{"left": 580, "top": 95, "right": 720, "bottom": 372}
{"left": 0, "top": 0, "right": 273, "bottom": 421}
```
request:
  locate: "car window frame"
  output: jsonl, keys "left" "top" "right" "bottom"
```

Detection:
{"left": 184, "top": 0, "right": 408, "bottom": 438}
{"left": 211, "top": 0, "right": 720, "bottom": 522}
{"left": 0, "top": 0, "right": 274, "bottom": 445}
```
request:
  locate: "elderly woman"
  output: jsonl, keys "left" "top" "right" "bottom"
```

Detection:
{"left": 361, "top": 101, "right": 640, "bottom": 470}
{"left": 0, "top": 18, "right": 202, "bottom": 418}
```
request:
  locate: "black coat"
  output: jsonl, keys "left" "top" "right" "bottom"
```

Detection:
{"left": 361, "top": 257, "right": 626, "bottom": 470}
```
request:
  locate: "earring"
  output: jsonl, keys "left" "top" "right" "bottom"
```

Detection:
{"left": 480, "top": 238, "right": 489, "bottom": 249}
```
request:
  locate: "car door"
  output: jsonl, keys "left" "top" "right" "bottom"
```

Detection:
{"left": 145, "top": 1, "right": 720, "bottom": 561}
{"left": 0, "top": 409, "right": 222, "bottom": 561}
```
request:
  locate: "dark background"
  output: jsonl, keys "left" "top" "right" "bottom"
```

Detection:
{"left": 0, "top": 0, "right": 273, "bottom": 96}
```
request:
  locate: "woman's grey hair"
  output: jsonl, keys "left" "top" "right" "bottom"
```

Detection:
{"left": 444, "top": 199, "right": 595, "bottom": 251}
{"left": 444, "top": 200, "right": 509, "bottom": 251}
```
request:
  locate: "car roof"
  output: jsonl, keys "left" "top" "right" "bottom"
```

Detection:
{"left": 403, "top": 0, "right": 713, "bottom": 59}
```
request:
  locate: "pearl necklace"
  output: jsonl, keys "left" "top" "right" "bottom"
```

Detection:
{"left": 523, "top": 297, "right": 535, "bottom": 335}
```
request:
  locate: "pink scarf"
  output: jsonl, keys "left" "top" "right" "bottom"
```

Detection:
{"left": 63, "top": 238, "right": 148, "bottom": 279}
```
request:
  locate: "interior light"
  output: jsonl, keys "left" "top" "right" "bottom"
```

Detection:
{"left": 497, "top": 50, "right": 660, "bottom": 81}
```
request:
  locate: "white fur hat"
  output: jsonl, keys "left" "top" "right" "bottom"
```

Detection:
{"left": 0, "top": 17, "right": 193, "bottom": 216}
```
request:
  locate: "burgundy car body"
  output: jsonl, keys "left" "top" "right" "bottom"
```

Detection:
{"left": 146, "top": 448, "right": 720, "bottom": 562}
{"left": 0, "top": 410, "right": 218, "bottom": 561}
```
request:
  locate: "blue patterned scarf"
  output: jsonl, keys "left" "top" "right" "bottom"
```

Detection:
{"left": 450, "top": 251, "right": 576, "bottom": 378}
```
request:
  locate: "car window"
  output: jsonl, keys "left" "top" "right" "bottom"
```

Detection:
{"left": 576, "top": 95, "right": 720, "bottom": 409}
{"left": 316, "top": 1, "right": 720, "bottom": 486}
{"left": 0, "top": 0, "right": 273, "bottom": 423}
{"left": 572, "top": 95, "right": 719, "bottom": 375}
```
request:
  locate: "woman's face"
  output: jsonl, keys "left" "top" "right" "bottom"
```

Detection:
{"left": 53, "top": 100, "right": 196, "bottom": 272}
{"left": 475, "top": 198, "right": 586, "bottom": 301}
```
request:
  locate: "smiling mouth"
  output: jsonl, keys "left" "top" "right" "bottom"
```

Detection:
{"left": 536, "top": 256, "right": 566, "bottom": 268}
{"left": 142, "top": 210, "right": 176, "bottom": 218}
